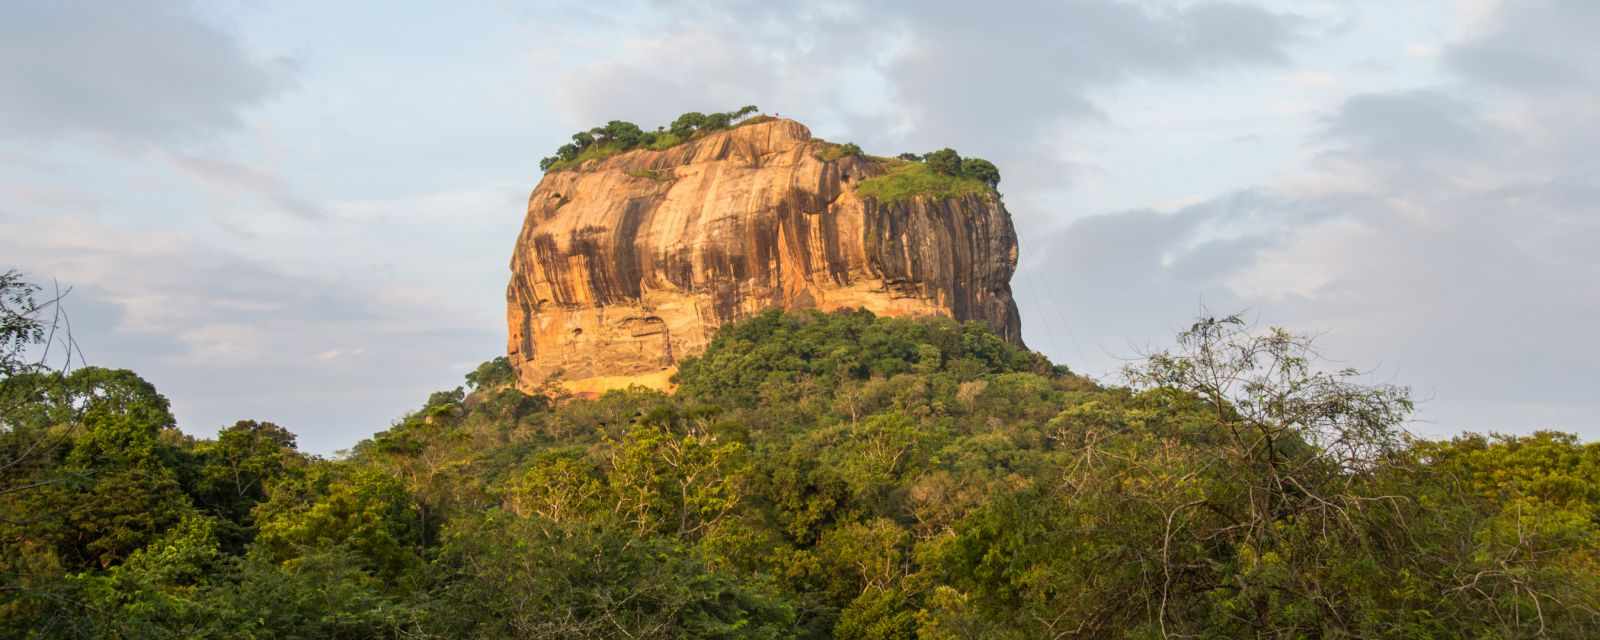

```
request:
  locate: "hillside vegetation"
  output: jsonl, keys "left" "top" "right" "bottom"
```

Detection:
{"left": 3, "top": 298, "right": 1599, "bottom": 637}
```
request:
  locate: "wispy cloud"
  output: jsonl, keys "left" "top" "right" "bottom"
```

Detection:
{"left": 168, "top": 153, "right": 326, "bottom": 220}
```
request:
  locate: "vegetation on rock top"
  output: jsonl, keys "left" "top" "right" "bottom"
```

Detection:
{"left": 539, "top": 108, "right": 1007, "bottom": 207}
{"left": 540, "top": 106, "right": 761, "bottom": 172}
{"left": 855, "top": 148, "right": 1002, "bottom": 204}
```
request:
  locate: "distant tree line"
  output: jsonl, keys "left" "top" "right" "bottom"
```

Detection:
{"left": 540, "top": 106, "right": 760, "bottom": 171}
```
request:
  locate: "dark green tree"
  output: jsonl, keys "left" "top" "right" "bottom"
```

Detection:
{"left": 190, "top": 420, "right": 301, "bottom": 533}
{"left": 671, "top": 112, "right": 708, "bottom": 137}
{"left": 923, "top": 148, "right": 962, "bottom": 176}
{"left": 959, "top": 157, "right": 1000, "bottom": 188}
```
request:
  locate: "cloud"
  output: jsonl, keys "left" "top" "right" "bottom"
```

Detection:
{"left": 0, "top": 1, "right": 293, "bottom": 146}
{"left": 1020, "top": 0, "right": 1600, "bottom": 437}
{"left": 168, "top": 153, "right": 326, "bottom": 220}
{"left": 1444, "top": 0, "right": 1600, "bottom": 90}
{"left": 550, "top": 0, "right": 1305, "bottom": 233}
{"left": 0, "top": 216, "right": 496, "bottom": 453}
{"left": 877, "top": 1, "right": 1299, "bottom": 141}
{"left": 1319, "top": 90, "right": 1495, "bottom": 164}
{"left": 1, "top": 217, "right": 366, "bottom": 361}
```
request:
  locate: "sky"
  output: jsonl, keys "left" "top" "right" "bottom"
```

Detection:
{"left": 3, "top": 0, "right": 1595, "bottom": 454}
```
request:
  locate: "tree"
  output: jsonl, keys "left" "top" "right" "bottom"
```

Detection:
{"left": 671, "top": 112, "right": 708, "bottom": 137}
{"left": 0, "top": 270, "right": 46, "bottom": 379}
{"left": 605, "top": 411, "right": 749, "bottom": 539}
{"left": 0, "top": 271, "right": 85, "bottom": 504}
{"left": 203, "top": 548, "right": 418, "bottom": 639}
{"left": 958, "top": 157, "right": 1000, "bottom": 188}
{"left": 464, "top": 357, "right": 515, "bottom": 390}
{"left": 1119, "top": 315, "right": 1421, "bottom": 635}
{"left": 923, "top": 148, "right": 962, "bottom": 176}
{"left": 253, "top": 466, "right": 424, "bottom": 581}
{"left": 191, "top": 420, "right": 301, "bottom": 529}
{"left": 823, "top": 413, "right": 924, "bottom": 508}
{"left": 428, "top": 513, "right": 796, "bottom": 639}
{"left": 1125, "top": 314, "right": 1412, "bottom": 480}
{"left": 60, "top": 367, "right": 179, "bottom": 468}
{"left": 598, "top": 120, "right": 645, "bottom": 147}
{"left": 504, "top": 448, "right": 604, "bottom": 523}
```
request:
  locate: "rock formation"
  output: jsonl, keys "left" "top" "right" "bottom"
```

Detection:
{"left": 506, "top": 118, "right": 1022, "bottom": 393}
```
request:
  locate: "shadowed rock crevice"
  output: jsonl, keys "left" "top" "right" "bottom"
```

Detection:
{"left": 506, "top": 118, "right": 1024, "bottom": 393}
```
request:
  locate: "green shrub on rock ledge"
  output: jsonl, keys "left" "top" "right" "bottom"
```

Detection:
{"left": 854, "top": 161, "right": 994, "bottom": 204}
{"left": 854, "top": 147, "right": 1002, "bottom": 204}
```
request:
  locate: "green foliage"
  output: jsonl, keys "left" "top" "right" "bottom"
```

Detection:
{"left": 923, "top": 148, "right": 962, "bottom": 176}
{"left": 190, "top": 420, "right": 300, "bottom": 533}
{"left": 853, "top": 161, "right": 995, "bottom": 204}
{"left": 959, "top": 157, "right": 1000, "bottom": 188}
{"left": 816, "top": 142, "right": 864, "bottom": 162}
{"left": 205, "top": 548, "right": 420, "bottom": 639}
{"left": 605, "top": 413, "right": 750, "bottom": 538}
{"left": 4, "top": 310, "right": 1599, "bottom": 638}
{"left": 542, "top": 106, "right": 762, "bottom": 171}
{"left": 0, "top": 269, "right": 45, "bottom": 378}
{"left": 673, "top": 308, "right": 1046, "bottom": 408}
{"left": 865, "top": 148, "right": 1003, "bottom": 199}
{"left": 464, "top": 356, "right": 515, "bottom": 390}
{"left": 253, "top": 465, "right": 424, "bottom": 581}
{"left": 426, "top": 512, "right": 795, "bottom": 639}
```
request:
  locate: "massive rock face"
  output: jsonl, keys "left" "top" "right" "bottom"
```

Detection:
{"left": 506, "top": 118, "right": 1022, "bottom": 393}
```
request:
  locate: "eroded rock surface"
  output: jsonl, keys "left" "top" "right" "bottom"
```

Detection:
{"left": 506, "top": 118, "right": 1022, "bottom": 393}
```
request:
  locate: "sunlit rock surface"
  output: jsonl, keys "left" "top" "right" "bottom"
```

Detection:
{"left": 506, "top": 118, "right": 1022, "bottom": 393}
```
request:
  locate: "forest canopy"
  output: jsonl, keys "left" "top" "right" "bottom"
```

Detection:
{"left": 3, "top": 284, "right": 1598, "bottom": 638}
